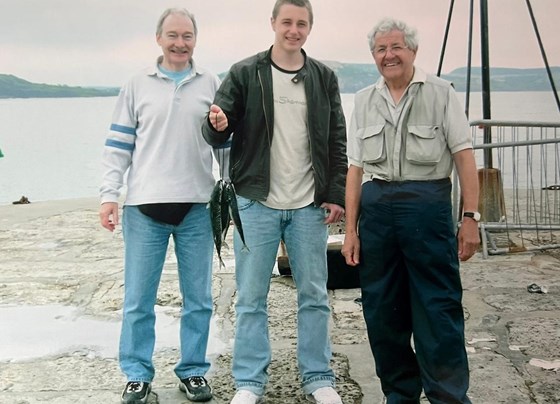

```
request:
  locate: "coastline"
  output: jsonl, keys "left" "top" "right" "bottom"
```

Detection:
{"left": 0, "top": 197, "right": 100, "bottom": 230}
{"left": 1, "top": 92, "right": 558, "bottom": 208}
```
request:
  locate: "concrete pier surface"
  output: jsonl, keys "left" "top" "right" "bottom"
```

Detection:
{"left": 0, "top": 198, "right": 558, "bottom": 403}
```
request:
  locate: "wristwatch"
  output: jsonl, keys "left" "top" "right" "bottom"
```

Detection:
{"left": 463, "top": 211, "right": 481, "bottom": 222}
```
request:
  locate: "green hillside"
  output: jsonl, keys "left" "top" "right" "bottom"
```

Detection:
{"left": 320, "top": 63, "right": 560, "bottom": 93}
{"left": 2, "top": 65, "right": 559, "bottom": 98}
{"left": 0, "top": 74, "right": 119, "bottom": 99}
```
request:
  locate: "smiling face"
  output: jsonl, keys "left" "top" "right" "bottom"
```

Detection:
{"left": 372, "top": 29, "right": 416, "bottom": 86}
{"left": 271, "top": 4, "right": 311, "bottom": 56}
{"left": 156, "top": 13, "right": 196, "bottom": 71}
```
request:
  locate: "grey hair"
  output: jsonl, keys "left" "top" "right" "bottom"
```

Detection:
{"left": 367, "top": 18, "right": 418, "bottom": 51}
{"left": 272, "top": 0, "right": 314, "bottom": 27}
{"left": 156, "top": 8, "right": 198, "bottom": 37}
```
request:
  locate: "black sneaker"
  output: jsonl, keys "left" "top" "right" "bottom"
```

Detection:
{"left": 179, "top": 376, "right": 212, "bottom": 402}
{"left": 121, "top": 381, "right": 151, "bottom": 404}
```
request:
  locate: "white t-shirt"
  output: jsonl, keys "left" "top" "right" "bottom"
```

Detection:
{"left": 262, "top": 65, "right": 314, "bottom": 209}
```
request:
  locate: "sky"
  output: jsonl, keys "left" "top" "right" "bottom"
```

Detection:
{"left": 1, "top": 0, "right": 559, "bottom": 87}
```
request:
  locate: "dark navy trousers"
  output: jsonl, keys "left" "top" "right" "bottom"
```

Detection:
{"left": 358, "top": 179, "right": 471, "bottom": 404}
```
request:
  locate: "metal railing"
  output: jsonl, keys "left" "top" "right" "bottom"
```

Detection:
{"left": 454, "top": 120, "right": 560, "bottom": 258}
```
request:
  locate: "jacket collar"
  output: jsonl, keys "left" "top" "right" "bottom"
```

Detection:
{"left": 258, "top": 46, "right": 308, "bottom": 74}
{"left": 375, "top": 66, "right": 427, "bottom": 91}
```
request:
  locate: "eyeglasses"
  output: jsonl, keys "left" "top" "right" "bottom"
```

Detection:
{"left": 372, "top": 45, "right": 409, "bottom": 56}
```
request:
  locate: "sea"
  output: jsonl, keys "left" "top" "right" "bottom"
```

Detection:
{"left": 0, "top": 92, "right": 559, "bottom": 205}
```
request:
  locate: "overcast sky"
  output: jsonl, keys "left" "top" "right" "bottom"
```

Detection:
{"left": 1, "top": 0, "right": 559, "bottom": 87}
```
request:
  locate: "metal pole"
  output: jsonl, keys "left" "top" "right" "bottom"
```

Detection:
{"left": 480, "top": 0, "right": 493, "bottom": 168}
{"left": 437, "top": 0, "right": 455, "bottom": 77}
{"left": 525, "top": 0, "right": 560, "bottom": 114}
{"left": 465, "top": 0, "right": 474, "bottom": 119}
{"left": 477, "top": 0, "right": 506, "bottom": 224}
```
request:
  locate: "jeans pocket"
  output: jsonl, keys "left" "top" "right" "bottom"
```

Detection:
{"left": 236, "top": 195, "right": 255, "bottom": 211}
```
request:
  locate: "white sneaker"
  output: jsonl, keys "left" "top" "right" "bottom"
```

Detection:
{"left": 306, "top": 386, "right": 343, "bottom": 404}
{"left": 230, "top": 389, "right": 264, "bottom": 404}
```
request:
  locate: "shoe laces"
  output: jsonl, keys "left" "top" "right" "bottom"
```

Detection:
{"left": 126, "top": 381, "right": 144, "bottom": 393}
{"left": 188, "top": 376, "right": 207, "bottom": 387}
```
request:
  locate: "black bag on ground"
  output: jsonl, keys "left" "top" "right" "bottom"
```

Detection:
{"left": 326, "top": 249, "right": 361, "bottom": 290}
{"left": 277, "top": 249, "right": 361, "bottom": 290}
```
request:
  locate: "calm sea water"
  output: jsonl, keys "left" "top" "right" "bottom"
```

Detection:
{"left": 0, "top": 92, "right": 559, "bottom": 205}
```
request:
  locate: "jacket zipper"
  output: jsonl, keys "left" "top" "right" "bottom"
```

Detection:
{"left": 257, "top": 70, "right": 272, "bottom": 147}
{"left": 257, "top": 69, "right": 272, "bottom": 200}
{"left": 303, "top": 75, "right": 318, "bottom": 206}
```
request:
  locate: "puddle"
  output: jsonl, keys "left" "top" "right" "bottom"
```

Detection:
{"left": 0, "top": 304, "right": 226, "bottom": 362}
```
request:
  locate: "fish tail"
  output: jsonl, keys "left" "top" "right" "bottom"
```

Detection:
{"left": 215, "top": 248, "right": 226, "bottom": 269}
{"left": 210, "top": 179, "right": 226, "bottom": 265}
{"left": 226, "top": 182, "right": 249, "bottom": 250}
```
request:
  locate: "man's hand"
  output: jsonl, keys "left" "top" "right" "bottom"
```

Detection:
{"left": 457, "top": 219, "right": 480, "bottom": 261}
{"left": 99, "top": 202, "right": 119, "bottom": 232}
{"left": 342, "top": 232, "right": 360, "bottom": 266}
{"left": 321, "top": 202, "right": 344, "bottom": 224}
{"left": 209, "top": 104, "right": 228, "bottom": 132}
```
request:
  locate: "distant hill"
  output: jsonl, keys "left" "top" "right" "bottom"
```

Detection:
{"left": 319, "top": 63, "right": 560, "bottom": 93}
{"left": 443, "top": 66, "right": 560, "bottom": 92}
{"left": 2, "top": 65, "right": 559, "bottom": 98}
{"left": 0, "top": 74, "right": 119, "bottom": 99}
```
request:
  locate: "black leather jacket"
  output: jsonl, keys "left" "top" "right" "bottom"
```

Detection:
{"left": 202, "top": 47, "right": 347, "bottom": 207}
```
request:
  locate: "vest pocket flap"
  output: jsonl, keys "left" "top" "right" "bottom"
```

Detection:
{"left": 359, "top": 124, "right": 386, "bottom": 164}
{"left": 358, "top": 124, "right": 385, "bottom": 140}
{"left": 407, "top": 125, "right": 439, "bottom": 139}
{"left": 406, "top": 125, "right": 444, "bottom": 165}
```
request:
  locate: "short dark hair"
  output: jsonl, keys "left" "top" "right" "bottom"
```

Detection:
{"left": 272, "top": 0, "right": 314, "bottom": 27}
{"left": 156, "top": 8, "right": 198, "bottom": 37}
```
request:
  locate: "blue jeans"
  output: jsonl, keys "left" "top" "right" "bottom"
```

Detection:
{"left": 120, "top": 204, "right": 213, "bottom": 382}
{"left": 232, "top": 197, "right": 335, "bottom": 396}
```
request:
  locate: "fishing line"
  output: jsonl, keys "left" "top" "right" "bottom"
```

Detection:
{"left": 219, "top": 146, "right": 226, "bottom": 180}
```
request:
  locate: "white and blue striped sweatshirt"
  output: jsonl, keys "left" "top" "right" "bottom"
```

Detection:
{"left": 100, "top": 58, "right": 228, "bottom": 205}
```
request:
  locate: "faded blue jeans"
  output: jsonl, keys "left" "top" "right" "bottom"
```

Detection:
{"left": 232, "top": 197, "right": 336, "bottom": 396}
{"left": 120, "top": 204, "right": 213, "bottom": 382}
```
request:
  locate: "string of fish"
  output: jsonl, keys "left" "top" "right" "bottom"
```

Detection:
{"left": 209, "top": 141, "right": 248, "bottom": 268}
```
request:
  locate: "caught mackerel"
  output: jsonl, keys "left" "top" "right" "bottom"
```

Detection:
{"left": 208, "top": 179, "right": 249, "bottom": 268}
{"left": 224, "top": 181, "right": 248, "bottom": 250}
{"left": 209, "top": 179, "right": 227, "bottom": 267}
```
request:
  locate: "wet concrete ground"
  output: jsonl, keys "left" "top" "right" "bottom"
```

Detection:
{"left": 0, "top": 198, "right": 559, "bottom": 403}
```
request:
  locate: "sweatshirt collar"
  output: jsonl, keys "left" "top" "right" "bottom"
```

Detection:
{"left": 148, "top": 56, "right": 201, "bottom": 80}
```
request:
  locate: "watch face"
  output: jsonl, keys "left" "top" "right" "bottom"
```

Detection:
{"left": 464, "top": 211, "right": 481, "bottom": 222}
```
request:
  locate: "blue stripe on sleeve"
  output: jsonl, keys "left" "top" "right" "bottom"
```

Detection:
{"left": 105, "top": 139, "right": 135, "bottom": 151}
{"left": 110, "top": 124, "right": 137, "bottom": 136}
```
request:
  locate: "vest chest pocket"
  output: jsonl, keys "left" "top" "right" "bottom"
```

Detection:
{"left": 359, "top": 124, "right": 386, "bottom": 164}
{"left": 406, "top": 125, "right": 445, "bottom": 166}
